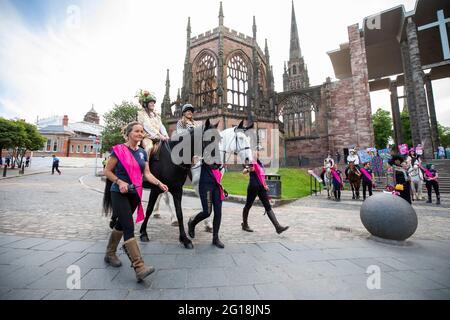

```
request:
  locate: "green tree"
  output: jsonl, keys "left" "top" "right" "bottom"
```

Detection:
{"left": 400, "top": 111, "right": 412, "bottom": 147}
{"left": 0, "top": 118, "right": 44, "bottom": 167}
{"left": 438, "top": 124, "right": 450, "bottom": 147}
{"left": 0, "top": 118, "right": 19, "bottom": 160}
{"left": 101, "top": 101, "right": 140, "bottom": 153}
{"left": 15, "top": 121, "right": 46, "bottom": 166}
{"left": 372, "top": 108, "right": 392, "bottom": 150}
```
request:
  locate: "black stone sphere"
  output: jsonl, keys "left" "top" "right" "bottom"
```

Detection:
{"left": 360, "top": 193, "right": 418, "bottom": 241}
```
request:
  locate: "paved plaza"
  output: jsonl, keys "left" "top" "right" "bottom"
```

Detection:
{"left": 0, "top": 164, "right": 449, "bottom": 300}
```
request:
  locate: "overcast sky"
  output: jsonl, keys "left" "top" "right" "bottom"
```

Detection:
{"left": 0, "top": 0, "right": 449, "bottom": 126}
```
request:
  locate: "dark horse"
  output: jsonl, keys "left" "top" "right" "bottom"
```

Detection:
{"left": 139, "top": 119, "right": 220, "bottom": 249}
{"left": 348, "top": 162, "right": 361, "bottom": 200}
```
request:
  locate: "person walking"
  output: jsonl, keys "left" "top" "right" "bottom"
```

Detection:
{"left": 360, "top": 162, "right": 375, "bottom": 200}
{"left": 51, "top": 155, "right": 61, "bottom": 175}
{"left": 25, "top": 156, "right": 30, "bottom": 168}
{"left": 331, "top": 163, "right": 343, "bottom": 201}
{"left": 188, "top": 157, "right": 226, "bottom": 249}
{"left": 422, "top": 163, "right": 441, "bottom": 205}
{"left": 175, "top": 104, "right": 213, "bottom": 232}
{"left": 241, "top": 157, "right": 289, "bottom": 234}
{"left": 102, "top": 121, "right": 168, "bottom": 282}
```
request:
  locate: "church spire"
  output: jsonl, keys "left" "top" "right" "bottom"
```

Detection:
{"left": 219, "top": 2, "right": 224, "bottom": 26}
{"left": 162, "top": 69, "right": 172, "bottom": 117}
{"left": 252, "top": 15, "right": 257, "bottom": 40}
{"left": 289, "top": 0, "right": 301, "bottom": 60}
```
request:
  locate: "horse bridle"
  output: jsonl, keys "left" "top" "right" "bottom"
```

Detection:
{"left": 220, "top": 129, "right": 251, "bottom": 167}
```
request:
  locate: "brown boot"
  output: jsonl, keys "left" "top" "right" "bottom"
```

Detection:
{"left": 104, "top": 229, "right": 123, "bottom": 267}
{"left": 266, "top": 210, "right": 289, "bottom": 234}
{"left": 241, "top": 207, "right": 254, "bottom": 232}
{"left": 122, "top": 238, "right": 155, "bottom": 282}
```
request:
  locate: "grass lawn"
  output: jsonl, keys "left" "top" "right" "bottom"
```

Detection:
{"left": 185, "top": 168, "right": 311, "bottom": 200}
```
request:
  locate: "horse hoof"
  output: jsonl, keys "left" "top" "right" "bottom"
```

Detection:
{"left": 181, "top": 238, "right": 194, "bottom": 249}
{"left": 140, "top": 234, "right": 150, "bottom": 242}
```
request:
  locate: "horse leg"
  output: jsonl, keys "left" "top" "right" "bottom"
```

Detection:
{"left": 171, "top": 189, "right": 193, "bottom": 249}
{"left": 139, "top": 188, "right": 161, "bottom": 242}
{"left": 351, "top": 183, "right": 355, "bottom": 199}
{"left": 356, "top": 181, "right": 361, "bottom": 200}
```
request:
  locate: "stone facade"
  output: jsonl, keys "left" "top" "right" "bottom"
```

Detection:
{"left": 162, "top": 3, "right": 375, "bottom": 167}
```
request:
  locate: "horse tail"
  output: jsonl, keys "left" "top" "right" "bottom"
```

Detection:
{"left": 102, "top": 178, "right": 113, "bottom": 216}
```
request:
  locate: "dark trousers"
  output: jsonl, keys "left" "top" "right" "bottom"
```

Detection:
{"left": 110, "top": 192, "right": 140, "bottom": 241}
{"left": 52, "top": 162, "right": 61, "bottom": 174}
{"left": 244, "top": 184, "right": 272, "bottom": 212}
{"left": 332, "top": 182, "right": 341, "bottom": 200}
{"left": 192, "top": 183, "right": 222, "bottom": 236}
{"left": 426, "top": 180, "right": 440, "bottom": 199}
{"left": 362, "top": 181, "right": 373, "bottom": 199}
{"left": 399, "top": 183, "right": 412, "bottom": 204}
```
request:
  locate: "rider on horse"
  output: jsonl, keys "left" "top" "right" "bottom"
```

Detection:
{"left": 320, "top": 151, "right": 335, "bottom": 186}
{"left": 136, "top": 90, "right": 169, "bottom": 160}
{"left": 345, "top": 148, "right": 360, "bottom": 180}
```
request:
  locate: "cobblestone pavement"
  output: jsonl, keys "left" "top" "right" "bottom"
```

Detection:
{"left": 0, "top": 168, "right": 449, "bottom": 243}
{"left": 1, "top": 168, "right": 449, "bottom": 300}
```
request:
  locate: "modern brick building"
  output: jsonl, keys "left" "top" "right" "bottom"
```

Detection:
{"left": 34, "top": 108, "right": 103, "bottom": 158}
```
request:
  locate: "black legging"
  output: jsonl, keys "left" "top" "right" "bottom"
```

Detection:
{"left": 244, "top": 184, "right": 272, "bottom": 212}
{"left": 362, "top": 181, "right": 373, "bottom": 199}
{"left": 426, "top": 180, "right": 440, "bottom": 199}
{"left": 191, "top": 182, "right": 222, "bottom": 236}
{"left": 110, "top": 191, "right": 140, "bottom": 241}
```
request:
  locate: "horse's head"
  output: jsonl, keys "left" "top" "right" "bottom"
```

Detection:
{"left": 220, "top": 120, "right": 254, "bottom": 165}
{"left": 349, "top": 161, "right": 355, "bottom": 169}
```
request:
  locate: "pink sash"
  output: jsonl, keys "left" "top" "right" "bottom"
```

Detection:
{"left": 418, "top": 164, "right": 435, "bottom": 179}
{"left": 112, "top": 144, "right": 144, "bottom": 223}
{"left": 211, "top": 168, "right": 225, "bottom": 201}
{"left": 252, "top": 160, "right": 268, "bottom": 188}
{"left": 331, "top": 169, "right": 341, "bottom": 184}
{"left": 360, "top": 168, "right": 373, "bottom": 182}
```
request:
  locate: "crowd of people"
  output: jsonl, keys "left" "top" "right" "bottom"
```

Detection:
{"left": 320, "top": 147, "right": 441, "bottom": 205}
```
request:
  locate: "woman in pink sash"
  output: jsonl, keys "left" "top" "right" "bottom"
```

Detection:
{"left": 360, "top": 162, "right": 375, "bottom": 200}
{"left": 103, "top": 122, "right": 168, "bottom": 282}
{"left": 241, "top": 157, "right": 289, "bottom": 234}
{"left": 331, "top": 164, "right": 343, "bottom": 201}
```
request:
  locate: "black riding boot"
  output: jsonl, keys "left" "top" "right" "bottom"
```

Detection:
{"left": 212, "top": 234, "right": 225, "bottom": 248}
{"left": 241, "top": 207, "right": 254, "bottom": 232}
{"left": 188, "top": 213, "right": 204, "bottom": 239}
{"left": 266, "top": 210, "right": 289, "bottom": 234}
{"left": 436, "top": 197, "right": 441, "bottom": 205}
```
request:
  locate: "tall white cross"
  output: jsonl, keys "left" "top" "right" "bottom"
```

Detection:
{"left": 418, "top": 9, "right": 450, "bottom": 60}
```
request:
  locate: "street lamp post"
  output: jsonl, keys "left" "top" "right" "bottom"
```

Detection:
{"left": 90, "top": 135, "right": 100, "bottom": 176}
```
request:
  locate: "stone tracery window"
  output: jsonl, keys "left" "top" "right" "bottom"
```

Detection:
{"left": 279, "top": 94, "right": 318, "bottom": 138}
{"left": 194, "top": 53, "right": 218, "bottom": 109}
{"left": 227, "top": 54, "right": 249, "bottom": 111}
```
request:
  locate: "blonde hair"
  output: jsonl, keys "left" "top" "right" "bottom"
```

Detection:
{"left": 122, "top": 121, "right": 143, "bottom": 139}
